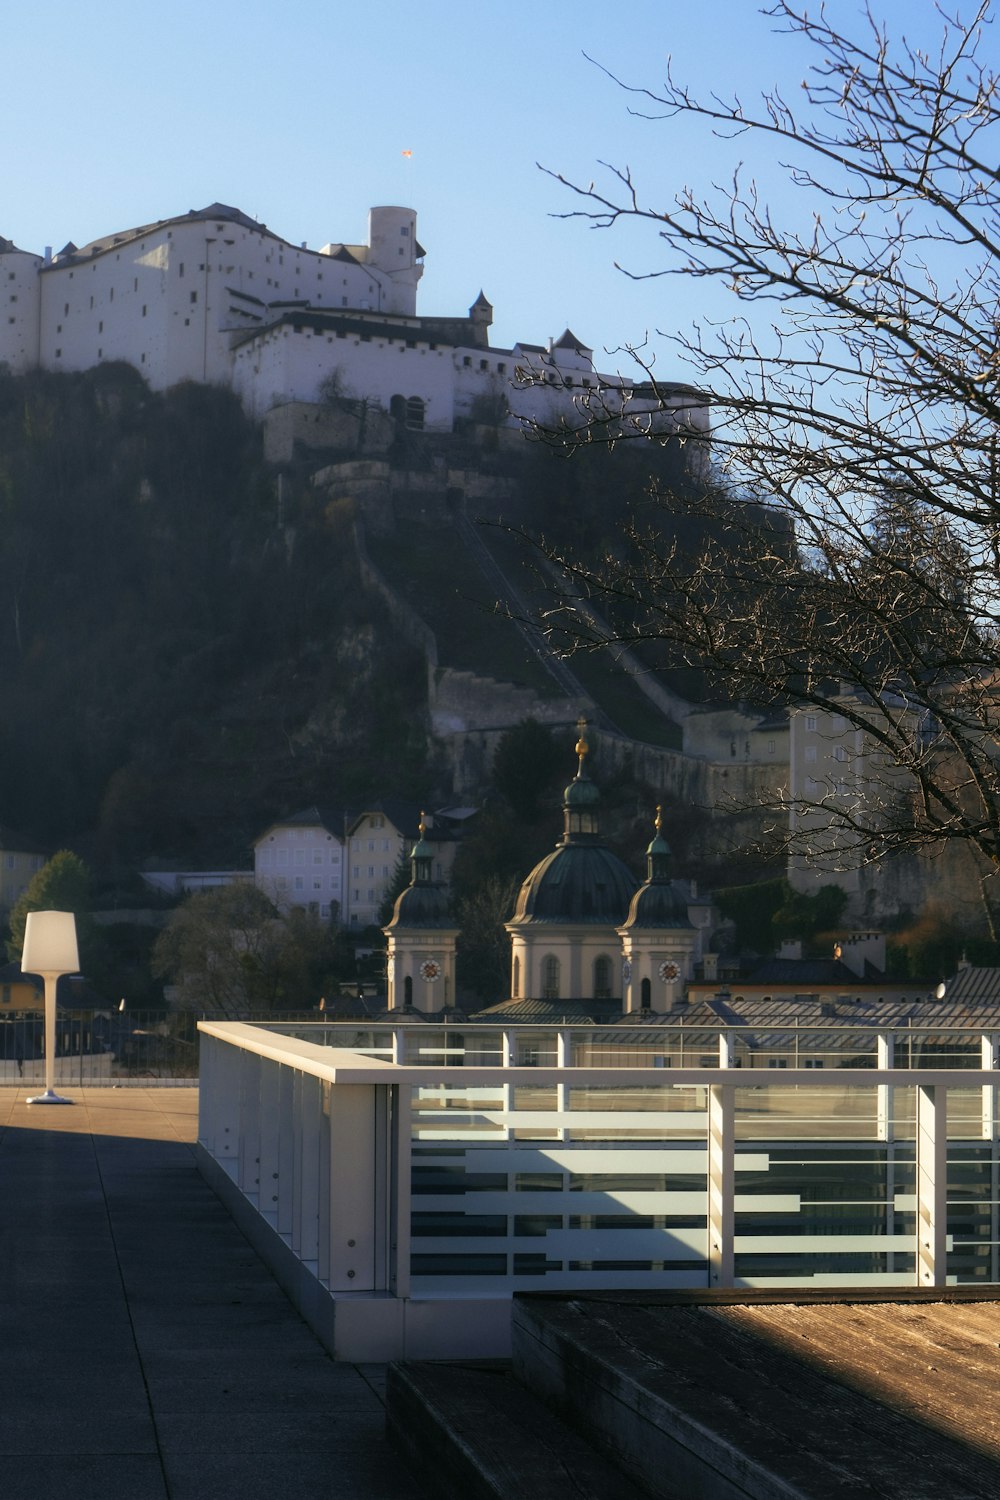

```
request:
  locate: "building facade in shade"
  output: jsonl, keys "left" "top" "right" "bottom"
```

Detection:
{"left": 0, "top": 203, "right": 709, "bottom": 449}
{"left": 252, "top": 808, "right": 346, "bottom": 921}
{"left": 0, "top": 828, "right": 47, "bottom": 912}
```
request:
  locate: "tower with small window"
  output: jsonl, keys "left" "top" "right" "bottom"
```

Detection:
{"left": 383, "top": 814, "right": 458, "bottom": 1013}
{"left": 618, "top": 808, "right": 699, "bottom": 1014}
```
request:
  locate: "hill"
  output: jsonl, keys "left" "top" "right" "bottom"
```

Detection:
{"left": 0, "top": 365, "right": 705, "bottom": 876}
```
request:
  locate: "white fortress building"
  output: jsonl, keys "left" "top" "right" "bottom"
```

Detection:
{"left": 0, "top": 202, "right": 707, "bottom": 442}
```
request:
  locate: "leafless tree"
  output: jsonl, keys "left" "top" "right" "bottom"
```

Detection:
{"left": 527, "top": 2, "right": 1000, "bottom": 916}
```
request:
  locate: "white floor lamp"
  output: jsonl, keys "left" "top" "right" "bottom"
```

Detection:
{"left": 22, "top": 909, "right": 80, "bottom": 1106}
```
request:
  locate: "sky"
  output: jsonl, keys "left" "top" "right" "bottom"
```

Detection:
{"left": 3, "top": 1, "right": 984, "bottom": 382}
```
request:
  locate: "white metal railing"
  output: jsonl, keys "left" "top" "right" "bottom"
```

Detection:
{"left": 198, "top": 1021, "right": 1000, "bottom": 1320}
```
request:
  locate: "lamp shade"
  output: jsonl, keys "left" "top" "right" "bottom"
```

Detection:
{"left": 21, "top": 910, "right": 80, "bottom": 976}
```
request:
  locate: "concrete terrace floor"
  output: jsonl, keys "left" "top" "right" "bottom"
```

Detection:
{"left": 0, "top": 1087, "right": 424, "bottom": 1500}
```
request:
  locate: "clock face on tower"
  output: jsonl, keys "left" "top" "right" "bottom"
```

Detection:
{"left": 658, "top": 960, "right": 680, "bottom": 983}
{"left": 420, "top": 959, "right": 441, "bottom": 982}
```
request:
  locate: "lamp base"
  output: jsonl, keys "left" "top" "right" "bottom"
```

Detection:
{"left": 27, "top": 1090, "right": 73, "bottom": 1105}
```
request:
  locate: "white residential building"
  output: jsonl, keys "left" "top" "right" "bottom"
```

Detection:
{"left": 253, "top": 807, "right": 346, "bottom": 921}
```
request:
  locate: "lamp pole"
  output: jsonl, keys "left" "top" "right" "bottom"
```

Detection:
{"left": 22, "top": 910, "right": 80, "bottom": 1105}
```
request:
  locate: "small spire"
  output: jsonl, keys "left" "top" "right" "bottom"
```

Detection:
{"left": 575, "top": 716, "right": 589, "bottom": 772}
{"left": 419, "top": 810, "right": 427, "bottom": 838}
{"left": 655, "top": 805, "right": 663, "bottom": 833}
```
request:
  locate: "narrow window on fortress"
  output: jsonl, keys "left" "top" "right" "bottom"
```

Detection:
{"left": 190, "top": 291, "right": 197, "bottom": 304}
{"left": 109, "top": 288, "right": 114, "bottom": 302}
{"left": 7, "top": 295, "right": 15, "bottom": 304}
{"left": 406, "top": 397, "right": 425, "bottom": 430}
{"left": 140, "top": 353, "right": 145, "bottom": 363}
{"left": 463, "top": 356, "right": 471, "bottom": 367}
{"left": 184, "top": 318, "right": 190, "bottom": 326}
{"left": 55, "top": 349, "right": 61, "bottom": 358}
{"left": 480, "top": 359, "right": 488, "bottom": 370}
{"left": 400, "top": 226, "right": 409, "bottom": 236}
{"left": 97, "top": 348, "right": 102, "bottom": 358}
{"left": 142, "top": 306, "right": 147, "bottom": 317}
{"left": 64, "top": 303, "right": 69, "bottom": 314}
{"left": 89, "top": 296, "right": 94, "bottom": 309}
{"left": 98, "top": 321, "right": 103, "bottom": 333}
{"left": 179, "top": 263, "right": 185, "bottom": 277}
{"left": 7, "top": 272, "right": 13, "bottom": 280}
{"left": 498, "top": 363, "right": 506, "bottom": 374}
{"left": 7, "top": 317, "right": 14, "bottom": 325}
{"left": 133, "top": 278, "right": 138, "bottom": 291}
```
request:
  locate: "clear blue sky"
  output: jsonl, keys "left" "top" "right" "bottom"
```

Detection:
{"left": 3, "top": 1, "right": 975, "bottom": 380}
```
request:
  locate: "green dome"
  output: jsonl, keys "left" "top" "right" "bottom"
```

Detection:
{"left": 389, "top": 880, "right": 452, "bottom": 929}
{"left": 510, "top": 843, "right": 638, "bottom": 925}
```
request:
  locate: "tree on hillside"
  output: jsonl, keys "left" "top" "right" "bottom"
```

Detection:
{"left": 8, "top": 850, "right": 92, "bottom": 962}
{"left": 152, "top": 883, "right": 338, "bottom": 1015}
{"left": 530, "top": 2, "right": 1000, "bottom": 918}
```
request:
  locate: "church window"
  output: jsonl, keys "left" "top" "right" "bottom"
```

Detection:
{"left": 594, "top": 956, "right": 612, "bottom": 1000}
{"left": 542, "top": 956, "right": 560, "bottom": 1000}
{"left": 512, "top": 957, "right": 520, "bottom": 998}
{"left": 404, "top": 976, "right": 413, "bottom": 1005}
{"left": 641, "top": 978, "right": 651, "bottom": 1010}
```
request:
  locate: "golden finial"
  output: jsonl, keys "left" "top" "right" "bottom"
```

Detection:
{"left": 655, "top": 805, "right": 663, "bottom": 833}
{"left": 419, "top": 810, "right": 427, "bottom": 838}
{"left": 575, "top": 716, "right": 589, "bottom": 766}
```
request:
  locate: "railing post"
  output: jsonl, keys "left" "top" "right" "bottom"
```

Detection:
{"left": 292, "top": 1072, "right": 321, "bottom": 1269}
{"left": 390, "top": 1084, "right": 412, "bottom": 1299}
{"left": 327, "top": 1083, "right": 385, "bottom": 1291}
{"left": 557, "top": 1030, "right": 571, "bottom": 1141}
{"left": 981, "top": 1033, "right": 997, "bottom": 1142}
{"left": 237, "top": 1049, "right": 261, "bottom": 1201}
{"left": 708, "top": 1082, "right": 735, "bottom": 1287}
{"left": 257, "top": 1056, "right": 282, "bottom": 1227}
{"left": 916, "top": 1083, "right": 948, "bottom": 1287}
{"left": 877, "top": 1032, "right": 894, "bottom": 1142}
{"left": 276, "top": 1064, "right": 296, "bottom": 1241}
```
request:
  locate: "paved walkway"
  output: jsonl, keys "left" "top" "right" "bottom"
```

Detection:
{"left": 0, "top": 1088, "right": 424, "bottom": 1500}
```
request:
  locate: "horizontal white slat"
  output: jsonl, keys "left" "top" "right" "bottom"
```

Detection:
{"left": 409, "top": 1269, "right": 710, "bottom": 1293}
{"left": 543, "top": 1227, "right": 708, "bottom": 1257}
{"left": 458, "top": 1148, "right": 770, "bottom": 1172}
{"left": 733, "top": 1233, "right": 917, "bottom": 1254}
{"left": 411, "top": 1110, "right": 708, "bottom": 1130}
{"left": 414, "top": 1191, "right": 801, "bottom": 1214}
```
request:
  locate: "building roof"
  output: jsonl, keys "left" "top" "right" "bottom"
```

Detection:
{"left": 254, "top": 806, "right": 343, "bottom": 844}
{"left": 940, "top": 965, "right": 1000, "bottom": 1004}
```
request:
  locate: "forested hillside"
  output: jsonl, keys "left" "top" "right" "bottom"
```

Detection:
{"left": 0, "top": 363, "right": 724, "bottom": 886}
{"left": 0, "top": 364, "right": 428, "bottom": 869}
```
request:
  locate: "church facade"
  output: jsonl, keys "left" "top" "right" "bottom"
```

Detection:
{"left": 385, "top": 725, "right": 706, "bottom": 1021}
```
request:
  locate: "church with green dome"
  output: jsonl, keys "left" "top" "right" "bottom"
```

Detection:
{"left": 384, "top": 722, "right": 705, "bottom": 1021}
